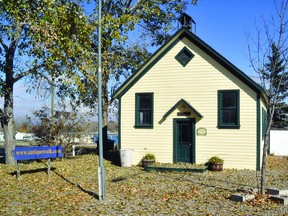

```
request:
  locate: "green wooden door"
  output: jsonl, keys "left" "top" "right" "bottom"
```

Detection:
{"left": 173, "top": 119, "right": 195, "bottom": 163}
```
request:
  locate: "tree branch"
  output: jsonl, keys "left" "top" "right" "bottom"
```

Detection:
{"left": 0, "top": 37, "right": 8, "bottom": 52}
{"left": 13, "top": 62, "right": 46, "bottom": 83}
{"left": 128, "top": 0, "right": 149, "bottom": 14}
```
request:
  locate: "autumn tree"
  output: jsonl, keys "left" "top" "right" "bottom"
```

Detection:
{"left": 0, "top": 0, "right": 93, "bottom": 165}
{"left": 248, "top": 0, "right": 288, "bottom": 194}
{"left": 59, "top": 0, "right": 199, "bottom": 127}
{"left": 0, "top": 0, "right": 199, "bottom": 165}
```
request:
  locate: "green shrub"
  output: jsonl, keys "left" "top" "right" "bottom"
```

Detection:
{"left": 142, "top": 153, "right": 155, "bottom": 160}
{"left": 208, "top": 156, "right": 224, "bottom": 164}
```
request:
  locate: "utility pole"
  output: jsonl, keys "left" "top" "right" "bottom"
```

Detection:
{"left": 51, "top": 77, "right": 55, "bottom": 122}
{"left": 97, "top": 0, "right": 106, "bottom": 201}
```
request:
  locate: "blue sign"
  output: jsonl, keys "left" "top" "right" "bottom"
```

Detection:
{"left": 14, "top": 146, "right": 63, "bottom": 161}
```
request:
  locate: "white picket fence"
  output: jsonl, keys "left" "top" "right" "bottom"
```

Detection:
{"left": 270, "top": 130, "right": 288, "bottom": 156}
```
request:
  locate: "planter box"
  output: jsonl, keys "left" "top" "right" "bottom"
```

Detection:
{"left": 142, "top": 159, "right": 156, "bottom": 167}
{"left": 144, "top": 166, "right": 208, "bottom": 173}
{"left": 209, "top": 163, "right": 223, "bottom": 171}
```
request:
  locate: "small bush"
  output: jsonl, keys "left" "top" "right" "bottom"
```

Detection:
{"left": 208, "top": 156, "right": 224, "bottom": 164}
{"left": 32, "top": 106, "right": 89, "bottom": 156}
{"left": 142, "top": 153, "right": 155, "bottom": 160}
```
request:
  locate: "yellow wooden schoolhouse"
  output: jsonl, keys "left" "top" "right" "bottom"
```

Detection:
{"left": 112, "top": 14, "right": 268, "bottom": 170}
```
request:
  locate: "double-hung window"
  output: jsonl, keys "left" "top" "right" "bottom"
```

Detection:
{"left": 135, "top": 93, "right": 153, "bottom": 128}
{"left": 218, "top": 90, "right": 240, "bottom": 128}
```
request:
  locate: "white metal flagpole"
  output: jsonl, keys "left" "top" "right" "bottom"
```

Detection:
{"left": 97, "top": 0, "right": 106, "bottom": 201}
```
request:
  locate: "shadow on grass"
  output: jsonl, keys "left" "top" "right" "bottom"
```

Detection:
{"left": 9, "top": 160, "right": 58, "bottom": 176}
{"left": 10, "top": 167, "right": 56, "bottom": 176}
{"left": 8, "top": 159, "right": 99, "bottom": 199}
{"left": 53, "top": 170, "right": 99, "bottom": 200}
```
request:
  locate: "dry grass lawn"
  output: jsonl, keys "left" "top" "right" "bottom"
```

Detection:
{"left": 0, "top": 154, "right": 287, "bottom": 215}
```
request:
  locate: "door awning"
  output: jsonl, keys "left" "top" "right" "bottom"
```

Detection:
{"left": 162, "top": 99, "right": 203, "bottom": 120}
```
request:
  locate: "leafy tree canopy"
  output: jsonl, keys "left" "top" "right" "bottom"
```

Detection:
{"left": 0, "top": 0, "right": 92, "bottom": 80}
{"left": 54, "top": 1, "right": 193, "bottom": 106}
{"left": 0, "top": 0, "right": 197, "bottom": 164}
{"left": 0, "top": 0, "right": 94, "bottom": 164}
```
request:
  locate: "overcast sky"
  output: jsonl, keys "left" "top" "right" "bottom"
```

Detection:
{"left": 12, "top": 0, "right": 280, "bottom": 120}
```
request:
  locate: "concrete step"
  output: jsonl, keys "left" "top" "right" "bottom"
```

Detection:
{"left": 270, "top": 195, "right": 288, "bottom": 205}
{"left": 230, "top": 193, "right": 255, "bottom": 202}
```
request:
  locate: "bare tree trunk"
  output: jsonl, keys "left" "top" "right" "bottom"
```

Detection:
{"left": 1, "top": 22, "right": 22, "bottom": 165}
{"left": 3, "top": 116, "right": 16, "bottom": 165}
{"left": 102, "top": 70, "right": 109, "bottom": 128}
{"left": 3, "top": 84, "right": 16, "bottom": 165}
{"left": 102, "top": 100, "right": 108, "bottom": 127}
{"left": 260, "top": 122, "right": 272, "bottom": 194}
{"left": 2, "top": 39, "right": 17, "bottom": 165}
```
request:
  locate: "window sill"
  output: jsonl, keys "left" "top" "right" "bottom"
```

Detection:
{"left": 134, "top": 125, "right": 154, "bottom": 129}
{"left": 217, "top": 125, "right": 240, "bottom": 129}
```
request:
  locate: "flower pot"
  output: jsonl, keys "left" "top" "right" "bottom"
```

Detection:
{"left": 209, "top": 163, "right": 223, "bottom": 171}
{"left": 142, "top": 159, "right": 155, "bottom": 167}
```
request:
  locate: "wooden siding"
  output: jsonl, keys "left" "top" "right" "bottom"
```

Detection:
{"left": 120, "top": 37, "right": 258, "bottom": 169}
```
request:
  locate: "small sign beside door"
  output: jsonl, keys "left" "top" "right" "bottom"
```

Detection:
{"left": 197, "top": 127, "right": 207, "bottom": 136}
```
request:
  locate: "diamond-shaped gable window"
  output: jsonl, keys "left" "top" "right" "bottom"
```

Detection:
{"left": 175, "top": 47, "right": 194, "bottom": 67}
